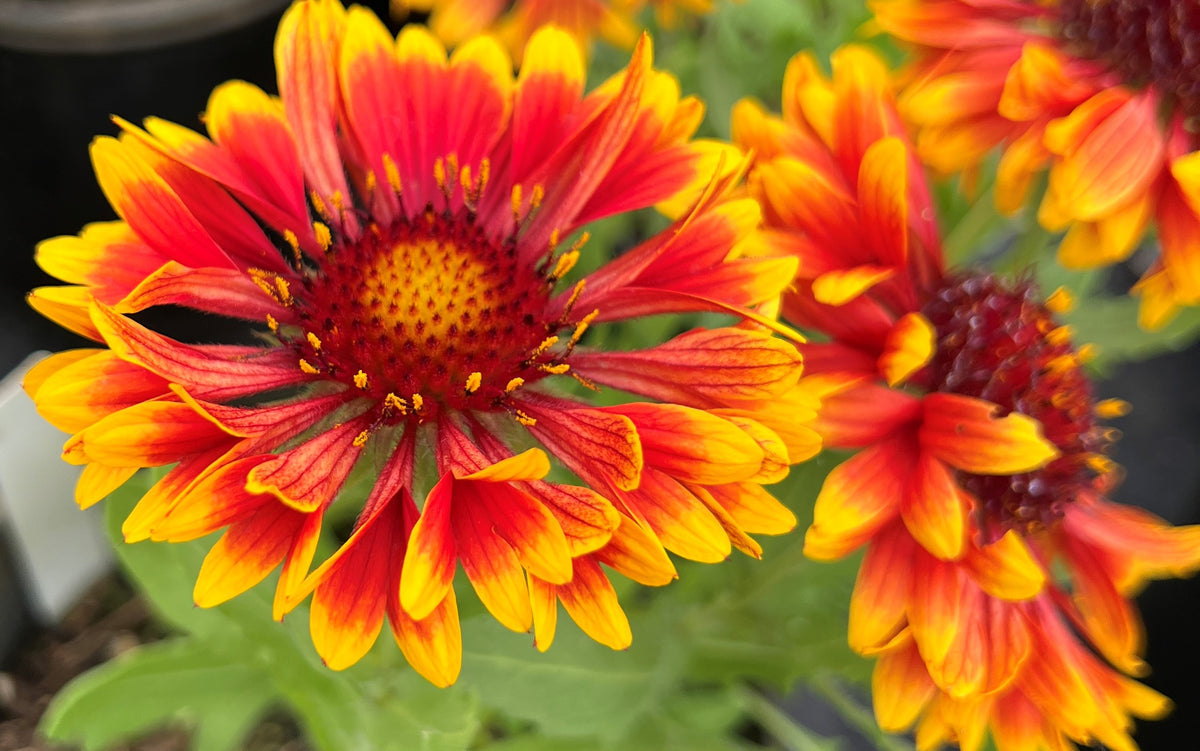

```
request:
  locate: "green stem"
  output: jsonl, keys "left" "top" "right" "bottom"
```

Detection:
{"left": 733, "top": 684, "right": 839, "bottom": 751}
{"left": 810, "top": 675, "right": 913, "bottom": 751}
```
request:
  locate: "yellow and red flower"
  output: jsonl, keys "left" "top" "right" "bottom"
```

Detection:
{"left": 734, "top": 44, "right": 1200, "bottom": 750}
{"left": 25, "top": 0, "right": 811, "bottom": 685}
{"left": 392, "top": 0, "right": 729, "bottom": 56}
{"left": 872, "top": 0, "right": 1200, "bottom": 328}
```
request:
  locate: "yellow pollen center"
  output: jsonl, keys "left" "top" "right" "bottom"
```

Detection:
{"left": 293, "top": 214, "right": 561, "bottom": 419}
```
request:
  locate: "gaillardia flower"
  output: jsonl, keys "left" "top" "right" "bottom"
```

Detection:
{"left": 25, "top": 0, "right": 811, "bottom": 685}
{"left": 734, "top": 45, "right": 1200, "bottom": 750}
{"left": 871, "top": 0, "right": 1200, "bottom": 328}
{"left": 392, "top": 0, "right": 729, "bottom": 56}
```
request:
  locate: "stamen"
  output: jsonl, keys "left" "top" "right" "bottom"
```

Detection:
{"left": 266, "top": 314, "right": 279, "bottom": 334}
{"left": 511, "top": 184, "right": 523, "bottom": 223}
{"left": 354, "top": 370, "right": 369, "bottom": 389}
{"left": 331, "top": 191, "right": 346, "bottom": 221}
{"left": 560, "top": 280, "right": 587, "bottom": 320}
{"left": 1045, "top": 286, "right": 1075, "bottom": 314}
{"left": 283, "top": 230, "right": 301, "bottom": 264}
{"left": 571, "top": 371, "right": 600, "bottom": 391}
{"left": 567, "top": 309, "right": 599, "bottom": 350}
{"left": 513, "top": 409, "right": 537, "bottom": 426}
{"left": 434, "top": 157, "right": 447, "bottom": 194}
{"left": 382, "top": 153, "right": 402, "bottom": 195}
{"left": 1086, "top": 454, "right": 1118, "bottom": 475}
{"left": 364, "top": 170, "right": 378, "bottom": 198}
{"left": 476, "top": 158, "right": 490, "bottom": 198}
{"left": 539, "top": 363, "right": 571, "bottom": 374}
{"left": 505, "top": 377, "right": 525, "bottom": 393}
{"left": 1076, "top": 343, "right": 1097, "bottom": 363}
{"left": 1095, "top": 398, "right": 1131, "bottom": 418}
{"left": 1046, "top": 325, "right": 1074, "bottom": 346}
{"left": 465, "top": 371, "right": 482, "bottom": 394}
{"left": 530, "top": 184, "right": 545, "bottom": 211}
{"left": 384, "top": 392, "right": 407, "bottom": 415}
{"left": 353, "top": 429, "right": 371, "bottom": 447}
{"left": 411, "top": 393, "right": 425, "bottom": 413}
{"left": 528, "top": 335, "right": 560, "bottom": 360}
{"left": 274, "top": 277, "right": 293, "bottom": 306}
{"left": 299, "top": 358, "right": 320, "bottom": 374}
{"left": 306, "top": 331, "right": 322, "bottom": 351}
{"left": 313, "top": 221, "right": 333, "bottom": 252}
{"left": 310, "top": 191, "right": 329, "bottom": 221}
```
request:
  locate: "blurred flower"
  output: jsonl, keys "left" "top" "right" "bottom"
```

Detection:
{"left": 872, "top": 0, "right": 1200, "bottom": 328}
{"left": 26, "top": 0, "right": 810, "bottom": 685}
{"left": 734, "top": 44, "right": 1200, "bottom": 750}
{"left": 392, "top": 0, "right": 732, "bottom": 56}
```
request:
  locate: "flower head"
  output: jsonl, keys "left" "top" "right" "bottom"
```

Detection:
{"left": 872, "top": 0, "right": 1200, "bottom": 327}
{"left": 735, "top": 44, "right": 1200, "bottom": 749}
{"left": 27, "top": 0, "right": 809, "bottom": 685}
{"left": 392, "top": 0, "right": 729, "bottom": 57}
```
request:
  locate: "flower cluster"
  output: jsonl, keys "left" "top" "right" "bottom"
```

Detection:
{"left": 873, "top": 0, "right": 1200, "bottom": 327}
{"left": 392, "top": 0, "right": 730, "bottom": 56}
{"left": 25, "top": 0, "right": 811, "bottom": 685}
{"left": 23, "top": 0, "right": 1200, "bottom": 748}
{"left": 735, "top": 45, "right": 1200, "bottom": 751}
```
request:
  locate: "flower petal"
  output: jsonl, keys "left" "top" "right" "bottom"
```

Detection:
{"left": 920, "top": 393, "right": 1059, "bottom": 474}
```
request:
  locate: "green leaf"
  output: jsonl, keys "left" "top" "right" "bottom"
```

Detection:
{"left": 458, "top": 612, "right": 684, "bottom": 743}
{"left": 40, "top": 639, "right": 273, "bottom": 751}
{"left": 95, "top": 471, "right": 480, "bottom": 751}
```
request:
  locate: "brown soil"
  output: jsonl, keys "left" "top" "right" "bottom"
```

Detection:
{"left": 0, "top": 575, "right": 308, "bottom": 751}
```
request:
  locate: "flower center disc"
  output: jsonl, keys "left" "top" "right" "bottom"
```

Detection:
{"left": 296, "top": 214, "right": 553, "bottom": 414}
{"left": 1057, "top": 0, "right": 1200, "bottom": 127}
{"left": 918, "top": 272, "right": 1112, "bottom": 539}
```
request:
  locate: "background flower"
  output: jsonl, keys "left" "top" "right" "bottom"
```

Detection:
{"left": 872, "top": 0, "right": 1200, "bottom": 328}
{"left": 735, "top": 43, "right": 1200, "bottom": 750}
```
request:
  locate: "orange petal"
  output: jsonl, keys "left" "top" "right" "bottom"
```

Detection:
{"left": 593, "top": 511, "right": 677, "bottom": 586}
{"left": 275, "top": 0, "right": 354, "bottom": 228}
{"left": 848, "top": 523, "right": 916, "bottom": 655}
{"left": 902, "top": 453, "right": 968, "bottom": 561}
{"left": 878, "top": 312, "right": 935, "bottom": 387}
{"left": 962, "top": 529, "right": 1046, "bottom": 601}
{"left": 521, "top": 399, "right": 643, "bottom": 490}
{"left": 453, "top": 498, "right": 533, "bottom": 633}
{"left": 76, "top": 464, "right": 138, "bottom": 509}
{"left": 805, "top": 436, "right": 912, "bottom": 560}
{"left": 461, "top": 479, "right": 572, "bottom": 585}
{"left": 812, "top": 381, "right": 922, "bottom": 449}
{"left": 529, "top": 574, "right": 559, "bottom": 653}
{"left": 1064, "top": 495, "right": 1200, "bottom": 585}
{"left": 558, "top": 556, "right": 632, "bottom": 650}
{"left": 245, "top": 419, "right": 367, "bottom": 512}
{"left": 873, "top": 639, "right": 936, "bottom": 732}
{"left": 616, "top": 468, "right": 731, "bottom": 562}
{"left": 511, "top": 25, "right": 585, "bottom": 183}
{"left": 400, "top": 472, "right": 457, "bottom": 620}
{"left": 89, "top": 136, "right": 232, "bottom": 269}
{"left": 193, "top": 501, "right": 308, "bottom": 607}
{"left": 688, "top": 483, "right": 763, "bottom": 559}
{"left": 1059, "top": 533, "right": 1146, "bottom": 676}
{"left": 604, "top": 403, "right": 765, "bottom": 485}
{"left": 1044, "top": 89, "right": 1164, "bottom": 222}
{"left": 388, "top": 584, "right": 463, "bottom": 688}
{"left": 920, "top": 393, "right": 1059, "bottom": 474}
{"left": 31, "top": 349, "right": 170, "bottom": 435}
{"left": 309, "top": 493, "right": 405, "bottom": 670}
{"left": 571, "top": 326, "right": 803, "bottom": 405}
{"left": 521, "top": 481, "right": 619, "bottom": 557}
{"left": 811, "top": 266, "right": 896, "bottom": 306}
{"left": 857, "top": 136, "right": 909, "bottom": 268}
{"left": 704, "top": 481, "right": 797, "bottom": 536}
{"left": 62, "top": 400, "right": 236, "bottom": 468}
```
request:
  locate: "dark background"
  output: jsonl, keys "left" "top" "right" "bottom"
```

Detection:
{"left": 0, "top": 1, "right": 1197, "bottom": 748}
